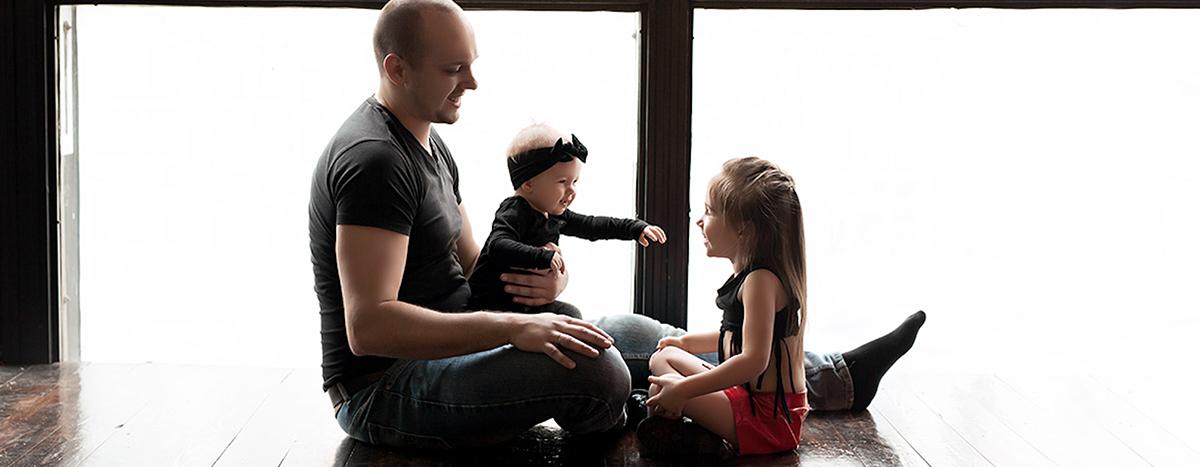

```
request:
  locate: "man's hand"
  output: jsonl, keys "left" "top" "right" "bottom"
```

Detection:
{"left": 509, "top": 313, "right": 614, "bottom": 369}
{"left": 639, "top": 225, "right": 667, "bottom": 247}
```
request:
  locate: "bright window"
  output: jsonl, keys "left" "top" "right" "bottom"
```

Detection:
{"left": 76, "top": 6, "right": 639, "bottom": 366}
{"left": 690, "top": 9, "right": 1200, "bottom": 373}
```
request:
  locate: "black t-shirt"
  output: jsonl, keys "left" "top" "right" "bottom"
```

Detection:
{"left": 468, "top": 195, "right": 648, "bottom": 311}
{"left": 309, "top": 97, "right": 469, "bottom": 390}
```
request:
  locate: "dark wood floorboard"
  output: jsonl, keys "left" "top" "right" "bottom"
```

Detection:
{"left": 867, "top": 374, "right": 991, "bottom": 466}
{"left": 819, "top": 410, "right": 926, "bottom": 467}
{"left": 7, "top": 364, "right": 1200, "bottom": 466}
{"left": 0, "top": 367, "right": 25, "bottom": 386}
{"left": 0, "top": 364, "right": 82, "bottom": 466}
{"left": 9, "top": 363, "right": 143, "bottom": 466}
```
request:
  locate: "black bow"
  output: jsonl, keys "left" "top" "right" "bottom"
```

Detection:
{"left": 508, "top": 134, "right": 588, "bottom": 189}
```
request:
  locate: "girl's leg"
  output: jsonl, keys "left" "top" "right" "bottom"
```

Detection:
{"left": 648, "top": 346, "right": 736, "bottom": 442}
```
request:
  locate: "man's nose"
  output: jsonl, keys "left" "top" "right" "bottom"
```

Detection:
{"left": 462, "top": 69, "right": 479, "bottom": 90}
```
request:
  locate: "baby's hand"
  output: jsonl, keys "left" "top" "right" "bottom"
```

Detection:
{"left": 550, "top": 252, "right": 565, "bottom": 273}
{"left": 656, "top": 336, "right": 685, "bottom": 352}
{"left": 639, "top": 225, "right": 667, "bottom": 247}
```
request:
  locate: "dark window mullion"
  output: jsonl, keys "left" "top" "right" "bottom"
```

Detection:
{"left": 635, "top": 0, "right": 691, "bottom": 328}
{"left": 0, "top": 0, "right": 59, "bottom": 365}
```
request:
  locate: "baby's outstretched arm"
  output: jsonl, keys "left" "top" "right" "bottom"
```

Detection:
{"left": 558, "top": 210, "right": 651, "bottom": 242}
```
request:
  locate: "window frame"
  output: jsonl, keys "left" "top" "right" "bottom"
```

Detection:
{"left": 2, "top": 0, "right": 1198, "bottom": 364}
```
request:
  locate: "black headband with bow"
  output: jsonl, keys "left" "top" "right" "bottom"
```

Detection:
{"left": 507, "top": 134, "right": 588, "bottom": 189}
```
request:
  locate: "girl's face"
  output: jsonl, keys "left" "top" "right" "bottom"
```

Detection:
{"left": 521, "top": 158, "right": 582, "bottom": 216}
{"left": 697, "top": 197, "right": 739, "bottom": 261}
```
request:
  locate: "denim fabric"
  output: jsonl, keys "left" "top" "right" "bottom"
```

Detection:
{"left": 334, "top": 313, "right": 853, "bottom": 449}
{"left": 593, "top": 314, "right": 854, "bottom": 411}
{"left": 337, "top": 344, "right": 629, "bottom": 449}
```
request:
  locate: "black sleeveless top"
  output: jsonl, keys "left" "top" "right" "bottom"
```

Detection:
{"left": 716, "top": 262, "right": 802, "bottom": 420}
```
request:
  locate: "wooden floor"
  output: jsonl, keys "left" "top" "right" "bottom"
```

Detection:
{"left": 2, "top": 363, "right": 1197, "bottom": 466}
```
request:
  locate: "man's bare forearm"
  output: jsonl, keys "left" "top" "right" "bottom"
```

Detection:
{"left": 348, "top": 301, "right": 517, "bottom": 359}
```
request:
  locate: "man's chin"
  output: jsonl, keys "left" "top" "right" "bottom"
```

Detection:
{"left": 434, "top": 110, "right": 460, "bottom": 124}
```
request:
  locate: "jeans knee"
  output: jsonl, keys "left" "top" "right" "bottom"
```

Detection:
{"left": 578, "top": 347, "right": 631, "bottom": 402}
{"left": 595, "top": 314, "right": 681, "bottom": 355}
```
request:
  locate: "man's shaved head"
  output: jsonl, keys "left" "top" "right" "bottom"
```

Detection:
{"left": 373, "top": 0, "right": 463, "bottom": 73}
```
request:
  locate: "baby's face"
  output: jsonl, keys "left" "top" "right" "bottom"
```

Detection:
{"left": 522, "top": 158, "right": 583, "bottom": 215}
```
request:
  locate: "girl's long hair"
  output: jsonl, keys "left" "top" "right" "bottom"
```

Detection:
{"left": 708, "top": 156, "right": 807, "bottom": 325}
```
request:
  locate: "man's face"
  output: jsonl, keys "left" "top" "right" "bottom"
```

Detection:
{"left": 521, "top": 159, "right": 582, "bottom": 216}
{"left": 402, "top": 10, "right": 478, "bottom": 124}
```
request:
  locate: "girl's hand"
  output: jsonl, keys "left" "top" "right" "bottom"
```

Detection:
{"left": 638, "top": 225, "right": 667, "bottom": 247}
{"left": 646, "top": 375, "right": 687, "bottom": 419}
{"left": 656, "top": 336, "right": 686, "bottom": 352}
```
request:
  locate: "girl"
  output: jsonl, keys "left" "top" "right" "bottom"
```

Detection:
{"left": 642, "top": 156, "right": 809, "bottom": 456}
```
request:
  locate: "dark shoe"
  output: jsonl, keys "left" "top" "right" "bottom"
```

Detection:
{"left": 635, "top": 415, "right": 735, "bottom": 460}
{"left": 625, "top": 389, "right": 650, "bottom": 429}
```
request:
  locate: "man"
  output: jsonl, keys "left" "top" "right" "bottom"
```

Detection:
{"left": 309, "top": 0, "right": 923, "bottom": 450}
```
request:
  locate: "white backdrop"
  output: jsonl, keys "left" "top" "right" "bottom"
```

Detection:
{"left": 689, "top": 9, "right": 1200, "bottom": 375}
{"left": 77, "top": 6, "right": 639, "bottom": 367}
{"left": 76, "top": 6, "right": 1200, "bottom": 376}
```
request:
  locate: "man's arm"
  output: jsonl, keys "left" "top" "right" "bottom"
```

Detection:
{"left": 456, "top": 203, "right": 480, "bottom": 277}
{"left": 337, "top": 224, "right": 611, "bottom": 367}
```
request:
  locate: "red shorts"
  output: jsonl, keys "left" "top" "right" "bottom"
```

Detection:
{"left": 722, "top": 386, "right": 810, "bottom": 455}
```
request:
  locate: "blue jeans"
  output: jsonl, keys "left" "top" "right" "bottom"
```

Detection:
{"left": 592, "top": 314, "right": 854, "bottom": 411}
{"left": 336, "top": 313, "right": 853, "bottom": 449}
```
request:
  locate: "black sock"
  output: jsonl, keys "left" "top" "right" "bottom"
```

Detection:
{"left": 843, "top": 310, "right": 926, "bottom": 412}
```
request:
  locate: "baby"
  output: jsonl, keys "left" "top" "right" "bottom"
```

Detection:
{"left": 468, "top": 124, "right": 666, "bottom": 318}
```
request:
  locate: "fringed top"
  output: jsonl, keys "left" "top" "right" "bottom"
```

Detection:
{"left": 715, "top": 261, "right": 802, "bottom": 421}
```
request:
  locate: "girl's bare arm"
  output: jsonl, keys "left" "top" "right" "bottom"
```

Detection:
{"left": 673, "top": 270, "right": 784, "bottom": 398}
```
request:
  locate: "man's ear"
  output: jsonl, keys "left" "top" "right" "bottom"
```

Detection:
{"left": 382, "top": 53, "right": 408, "bottom": 87}
{"left": 519, "top": 181, "right": 534, "bottom": 193}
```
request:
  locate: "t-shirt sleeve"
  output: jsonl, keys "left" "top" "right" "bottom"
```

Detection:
{"left": 330, "top": 140, "right": 424, "bottom": 235}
